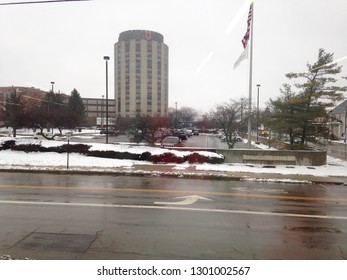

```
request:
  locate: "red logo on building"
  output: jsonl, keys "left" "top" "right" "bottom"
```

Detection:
{"left": 145, "top": 31, "right": 152, "bottom": 40}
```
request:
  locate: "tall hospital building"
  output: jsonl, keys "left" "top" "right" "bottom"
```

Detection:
{"left": 114, "top": 30, "right": 169, "bottom": 118}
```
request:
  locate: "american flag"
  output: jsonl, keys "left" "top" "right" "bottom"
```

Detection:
{"left": 241, "top": 4, "right": 253, "bottom": 49}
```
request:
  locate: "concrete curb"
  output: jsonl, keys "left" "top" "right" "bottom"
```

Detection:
{"left": 0, "top": 166, "right": 346, "bottom": 186}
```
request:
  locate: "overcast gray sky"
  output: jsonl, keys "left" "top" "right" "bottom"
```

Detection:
{"left": 0, "top": 0, "right": 346, "bottom": 113}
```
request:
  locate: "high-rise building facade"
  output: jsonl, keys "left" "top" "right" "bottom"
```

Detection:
{"left": 114, "top": 30, "right": 169, "bottom": 118}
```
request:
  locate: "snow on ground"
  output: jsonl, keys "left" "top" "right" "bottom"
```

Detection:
{"left": 196, "top": 156, "right": 347, "bottom": 177}
{"left": 0, "top": 150, "right": 143, "bottom": 169}
{"left": 0, "top": 137, "right": 347, "bottom": 178}
{"left": 0, "top": 137, "right": 222, "bottom": 169}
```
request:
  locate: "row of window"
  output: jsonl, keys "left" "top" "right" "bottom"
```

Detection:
{"left": 123, "top": 40, "right": 164, "bottom": 53}
{"left": 118, "top": 104, "right": 167, "bottom": 114}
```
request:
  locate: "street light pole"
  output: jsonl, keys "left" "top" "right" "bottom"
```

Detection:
{"left": 104, "top": 56, "right": 110, "bottom": 144}
{"left": 256, "top": 84, "right": 261, "bottom": 144}
{"left": 66, "top": 132, "right": 71, "bottom": 169}
{"left": 101, "top": 94, "right": 104, "bottom": 128}
{"left": 344, "top": 109, "right": 346, "bottom": 144}
{"left": 240, "top": 98, "right": 243, "bottom": 123}
{"left": 175, "top": 102, "right": 178, "bottom": 129}
{"left": 47, "top": 81, "right": 55, "bottom": 133}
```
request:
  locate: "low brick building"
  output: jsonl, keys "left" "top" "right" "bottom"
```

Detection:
{"left": 0, "top": 86, "right": 115, "bottom": 127}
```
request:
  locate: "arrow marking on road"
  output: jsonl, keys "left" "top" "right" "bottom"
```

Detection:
{"left": 154, "top": 195, "right": 212, "bottom": 205}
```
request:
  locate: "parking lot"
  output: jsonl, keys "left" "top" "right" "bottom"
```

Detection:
{"left": 69, "top": 130, "right": 240, "bottom": 150}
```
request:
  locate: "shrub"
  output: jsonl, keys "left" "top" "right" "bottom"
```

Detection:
{"left": 61, "top": 144, "right": 91, "bottom": 154}
{"left": 87, "top": 150, "right": 142, "bottom": 160}
{"left": 206, "top": 156, "right": 224, "bottom": 164}
{"left": 5, "top": 142, "right": 90, "bottom": 154}
{"left": 46, "top": 146, "right": 65, "bottom": 154}
{"left": 11, "top": 144, "right": 47, "bottom": 153}
{"left": 185, "top": 153, "right": 208, "bottom": 164}
{"left": 149, "top": 152, "right": 185, "bottom": 164}
{"left": 0, "top": 140, "right": 16, "bottom": 151}
{"left": 140, "top": 151, "right": 151, "bottom": 161}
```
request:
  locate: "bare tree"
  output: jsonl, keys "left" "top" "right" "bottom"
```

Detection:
{"left": 129, "top": 114, "right": 170, "bottom": 145}
{"left": 210, "top": 99, "right": 248, "bottom": 148}
{"left": 177, "top": 106, "right": 198, "bottom": 127}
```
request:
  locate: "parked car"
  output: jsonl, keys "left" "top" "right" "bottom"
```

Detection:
{"left": 172, "top": 129, "right": 188, "bottom": 140}
{"left": 161, "top": 136, "right": 182, "bottom": 148}
{"left": 192, "top": 129, "right": 199, "bottom": 136}
{"left": 293, "top": 136, "right": 302, "bottom": 144}
{"left": 184, "top": 129, "right": 193, "bottom": 137}
{"left": 100, "top": 129, "right": 119, "bottom": 136}
{"left": 0, "top": 129, "right": 11, "bottom": 137}
{"left": 219, "top": 133, "right": 243, "bottom": 142}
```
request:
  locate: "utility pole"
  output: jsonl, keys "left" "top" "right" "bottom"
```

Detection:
{"left": 104, "top": 56, "right": 110, "bottom": 144}
{"left": 256, "top": 84, "right": 260, "bottom": 144}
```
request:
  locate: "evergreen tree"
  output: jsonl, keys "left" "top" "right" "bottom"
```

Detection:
{"left": 268, "top": 84, "right": 306, "bottom": 145}
{"left": 2, "top": 92, "right": 24, "bottom": 137}
{"left": 285, "top": 48, "right": 347, "bottom": 143}
{"left": 68, "top": 89, "right": 86, "bottom": 127}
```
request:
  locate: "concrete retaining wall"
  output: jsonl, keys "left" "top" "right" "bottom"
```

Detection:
{"left": 216, "top": 149, "right": 327, "bottom": 166}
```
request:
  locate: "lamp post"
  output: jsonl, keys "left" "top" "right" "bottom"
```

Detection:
{"left": 47, "top": 81, "right": 55, "bottom": 133}
{"left": 256, "top": 84, "right": 261, "bottom": 144}
{"left": 104, "top": 56, "right": 110, "bottom": 144}
{"left": 101, "top": 94, "right": 104, "bottom": 128}
{"left": 175, "top": 102, "right": 178, "bottom": 129}
{"left": 240, "top": 97, "right": 243, "bottom": 124}
{"left": 240, "top": 98, "right": 244, "bottom": 136}
{"left": 66, "top": 132, "right": 72, "bottom": 169}
{"left": 344, "top": 109, "right": 346, "bottom": 144}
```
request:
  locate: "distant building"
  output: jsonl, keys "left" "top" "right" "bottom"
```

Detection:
{"left": 82, "top": 98, "right": 115, "bottom": 127}
{"left": 114, "top": 30, "right": 169, "bottom": 118}
{"left": 330, "top": 99, "right": 347, "bottom": 139}
{"left": 0, "top": 86, "right": 47, "bottom": 126}
{"left": 0, "top": 86, "right": 115, "bottom": 127}
{"left": 0, "top": 86, "right": 47, "bottom": 100}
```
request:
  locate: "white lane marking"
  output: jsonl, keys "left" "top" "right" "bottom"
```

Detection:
{"left": 1, "top": 199, "right": 347, "bottom": 220}
{"left": 154, "top": 195, "right": 212, "bottom": 205}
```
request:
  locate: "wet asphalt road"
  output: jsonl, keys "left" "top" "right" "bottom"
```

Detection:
{"left": 1, "top": 172, "right": 347, "bottom": 260}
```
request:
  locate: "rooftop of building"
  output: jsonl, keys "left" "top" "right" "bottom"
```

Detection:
{"left": 331, "top": 100, "right": 347, "bottom": 114}
{"left": 118, "top": 30, "right": 164, "bottom": 43}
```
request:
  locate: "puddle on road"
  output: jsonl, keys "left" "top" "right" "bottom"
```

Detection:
{"left": 286, "top": 226, "right": 341, "bottom": 234}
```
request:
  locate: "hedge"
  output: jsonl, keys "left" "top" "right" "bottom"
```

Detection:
{"left": 0, "top": 140, "right": 224, "bottom": 164}
{"left": 87, "top": 150, "right": 143, "bottom": 161}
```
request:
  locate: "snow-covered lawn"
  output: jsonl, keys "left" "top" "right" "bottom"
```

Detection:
{"left": 0, "top": 137, "right": 347, "bottom": 178}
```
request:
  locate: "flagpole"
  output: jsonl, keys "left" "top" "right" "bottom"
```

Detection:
{"left": 247, "top": 2, "right": 254, "bottom": 148}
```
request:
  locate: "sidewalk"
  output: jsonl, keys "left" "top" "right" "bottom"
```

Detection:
{"left": 2, "top": 163, "right": 346, "bottom": 186}
{"left": 130, "top": 164, "right": 347, "bottom": 185}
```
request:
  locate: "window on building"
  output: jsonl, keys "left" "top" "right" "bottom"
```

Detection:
{"left": 136, "top": 41, "right": 141, "bottom": 52}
